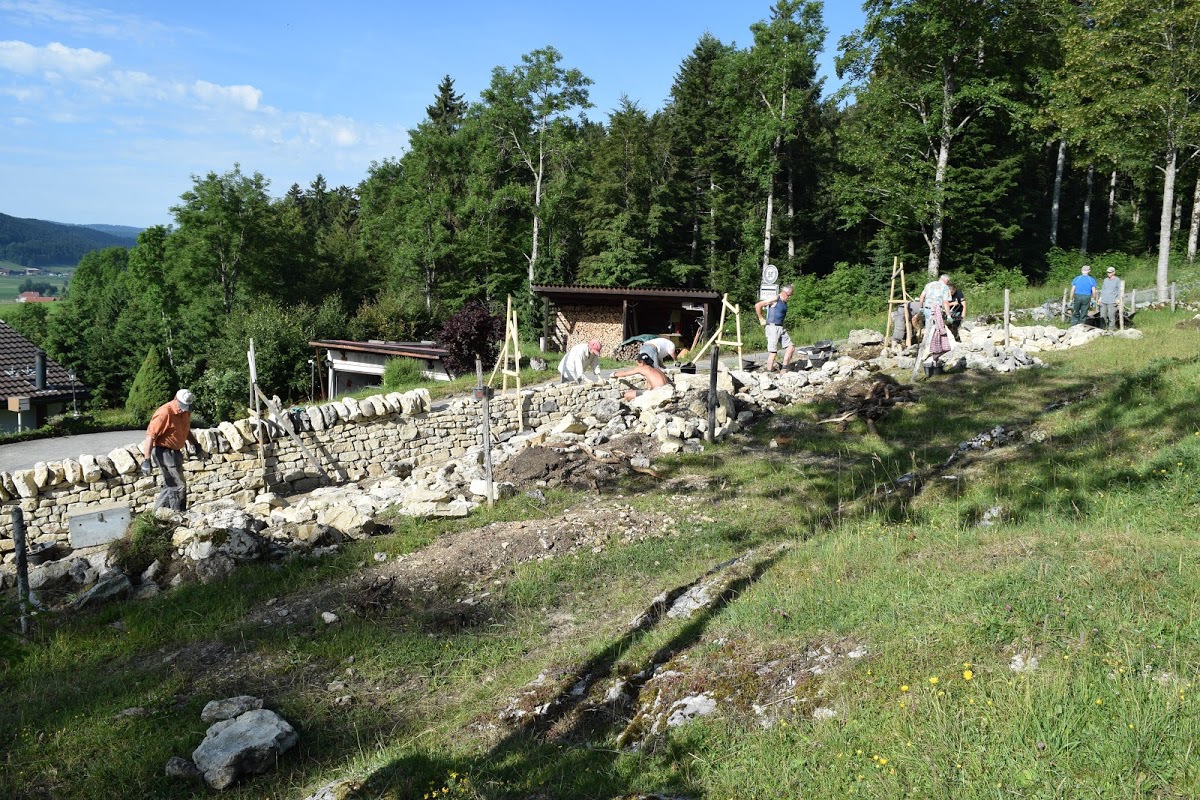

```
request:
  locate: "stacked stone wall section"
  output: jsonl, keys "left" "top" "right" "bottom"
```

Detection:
{"left": 0, "top": 382, "right": 616, "bottom": 560}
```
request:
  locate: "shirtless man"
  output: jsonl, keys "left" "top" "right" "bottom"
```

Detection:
{"left": 613, "top": 354, "right": 669, "bottom": 402}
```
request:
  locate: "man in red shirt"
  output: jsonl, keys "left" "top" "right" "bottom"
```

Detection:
{"left": 142, "top": 389, "right": 201, "bottom": 510}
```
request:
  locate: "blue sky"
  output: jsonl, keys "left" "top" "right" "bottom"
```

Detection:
{"left": 0, "top": 1, "right": 865, "bottom": 229}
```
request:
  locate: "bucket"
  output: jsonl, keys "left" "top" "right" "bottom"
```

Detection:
{"left": 680, "top": 364, "right": 697, "bottom": 374}
{"left": 26, "top": 541, "right": 57, "bottom": 566}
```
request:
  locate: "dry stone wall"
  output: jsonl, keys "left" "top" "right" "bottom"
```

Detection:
{"left": 0, "top": 381, "right": 616, "bottom": 563}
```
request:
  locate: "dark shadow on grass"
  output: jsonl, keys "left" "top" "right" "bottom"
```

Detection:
{"left": 356, "top": 546, "right": 785, "bottom": 799}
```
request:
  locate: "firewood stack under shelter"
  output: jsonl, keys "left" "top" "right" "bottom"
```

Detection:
{"left": 531, "top": 284, "right": 723, "bottom": 359}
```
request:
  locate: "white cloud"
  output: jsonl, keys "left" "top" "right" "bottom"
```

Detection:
{"left": 0, "top": 40, "right": 110, "bottom": 75}
{"left": 0, "top": 0, "right": 188, "bottom": 43}
{"left": 193, "top": 79, "right": 261, "bottom": 111}
{"left": 0, "top": 84, "right": 39, "bottom": 102}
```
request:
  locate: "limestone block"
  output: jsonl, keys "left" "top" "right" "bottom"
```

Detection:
{"left": 551, "top": 414, "right": 588, "bottom": 436}
{"left": 192, "top": 428, "right": 220, "bottom": 454}
{"left": 341, "top": 397, "right": 363, "bottom": 421}
{"left": 107, "top": 447, "right": 138, "bottom": 475}
{"left": 0, "top": 471, "right": 15, "bottom": 496}
{"left": 660, "top": 435, "right": 686, "bottom": 453}
{"left": 218, "top": 421, "right": 245, "bottom": 451}
{"left": 411, "top": 388, "right": 433, "bottom": 413}
{"left": 233, "top": 418, "right": 259, "bottom": 444}
{"left": 629, "top": 386, "right": 675, "bottom": 412}
{"left": 63, "top": 458, "right": 83, "bottom": 485}
{"left": 33, "top": 462, "right": 51, "bottom": 489}
{"left": 191, "top": 709, "right": 298, "bottom": 791}
{"left": 399, "top": 500, "right": 463, "bottom": 518}
{"left": 12, "top": 470, "right": 39, "bottom": 498}
{"left": 330, "top": 401, "right": 350, "bottom": 421}
{"left": 317, "top": 505, "right": 376, "bottom": 539}
{"left": 0, "top": 482, "right": 9, "bottom": 502}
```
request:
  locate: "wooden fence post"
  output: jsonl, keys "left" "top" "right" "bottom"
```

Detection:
{"left": 1003, "top": 289, "right": 1011, "bottom": 347}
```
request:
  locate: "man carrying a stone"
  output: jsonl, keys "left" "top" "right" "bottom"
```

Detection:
{"left": 142, "top": 388, "right": 203, "bottom": 511}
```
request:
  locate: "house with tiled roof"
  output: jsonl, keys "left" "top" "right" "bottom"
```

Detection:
{"left": 0, "top": 320, "right": 85, "bottom": 432}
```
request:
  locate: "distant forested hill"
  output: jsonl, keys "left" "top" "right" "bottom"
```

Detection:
{"left": 0, "top": 212, "right": 140, "bottom": 267}
{"left": 77, "top": 223, "right": 143, "bottom": 239}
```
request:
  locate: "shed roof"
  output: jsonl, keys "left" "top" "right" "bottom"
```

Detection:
{"left": 310, "top": 339, "right": 449, "bottom": 359}
{"left": 531, "top": 284, "right": 721, "bottom": 304}
{"left": 0, "top": 320, "right": 80, "bottom": 402}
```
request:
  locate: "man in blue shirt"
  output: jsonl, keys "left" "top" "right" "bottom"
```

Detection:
{"left": 1069, "top": 265, "right": 1098, "bottom": 325}
{"left": 755, "top": 284, "right": 795, "bottom": 372}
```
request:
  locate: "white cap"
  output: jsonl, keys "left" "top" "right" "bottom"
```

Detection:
{"left": 175, "top": 389, "right": 193, "bottom": 411}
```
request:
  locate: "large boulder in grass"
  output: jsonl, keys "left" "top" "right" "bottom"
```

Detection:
{"left": 191, "top": 708, "right": 298, "bottom": 790}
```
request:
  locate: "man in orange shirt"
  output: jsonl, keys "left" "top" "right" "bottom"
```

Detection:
{"left": 142, "top": 389, "right": 202, "bottom": 510}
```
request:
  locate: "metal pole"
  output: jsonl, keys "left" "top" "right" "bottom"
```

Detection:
{"left": 706, "top": 343, "right": 719, "bottom": 443}
{"left": 12, "top": 507, "right": 30, "bottom": 635}
{"left": 476, "top": 357, "right": 494, "bottom": 508}
{"left": 1172, "top": 282, "right": 1177, "bottom": 311}
{"left": 1003, "top": 289, "right": 1011, "bottom": 348}
{"left": 1119, "top": 280, "right": 1126, "bottom": 331}
{"left": 1061, "top": 288, "right": 1068, "bottom": 321}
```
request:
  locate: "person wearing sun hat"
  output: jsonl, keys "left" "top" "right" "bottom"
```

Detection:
{"left": 1099, "top": 265, "right": 1121, "bottom": 330}
{"left": 558, "top": 339, "right": 603, "bottom": 383}
{"left": 142, "top": 388, "right": 203, "bottom": 510}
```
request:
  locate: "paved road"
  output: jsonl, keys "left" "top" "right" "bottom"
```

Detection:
{"left": 0, "top": 430, "right": 144, "bottom": 473}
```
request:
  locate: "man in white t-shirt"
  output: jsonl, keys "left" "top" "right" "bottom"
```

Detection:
{"left": 637, "top": 337, "right": 676, "bottom": 370}
{"left": 919, "top": 274, "right": 952, "bottom": 326}
{"left": 558, "top": 339, "right": 602, "bottom": 383}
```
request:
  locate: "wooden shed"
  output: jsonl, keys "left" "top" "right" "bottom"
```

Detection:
{"left": 309, "top": 339, "right": 452, "bottom": 398}
{"left": 531, "top": 284, "right": 722, "bottom": 356}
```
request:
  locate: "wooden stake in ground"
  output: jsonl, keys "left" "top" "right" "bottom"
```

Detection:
{"left": 1004, "top": 289, "right": 1011, "bottom": 347}
{"left": 475, "top": 357, "right": 495, "bottom": 509}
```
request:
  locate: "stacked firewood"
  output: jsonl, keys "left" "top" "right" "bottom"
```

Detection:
{"left": 555, "top": 305, "right": 622, "bottom": 354}
{"left": 612, "top": 342, "right": 643, "bottom": 361}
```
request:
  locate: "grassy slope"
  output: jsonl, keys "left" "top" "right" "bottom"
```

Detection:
{"left": 3, "top": 308, "right": 1200, "bottom": 798}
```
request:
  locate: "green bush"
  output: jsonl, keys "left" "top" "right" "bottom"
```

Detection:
{"left": 788, "top": 263, "right": 888, "bottom": 320}
{"left": 977, "top": 266, "right": 1028, "bottom": 291}
{"left": 125, "top": 347, "right": 175, "bottom": 424}
{"left": 192, "top": 368, "right": 245, "bottom": 424}
{"left": 107, "top": 513, "right": 173, "bottom": 577}
{"left": 383, "top": 357, "right": 424, "bottom": 389}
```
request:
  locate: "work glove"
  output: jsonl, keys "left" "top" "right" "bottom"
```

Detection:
{"left": 186, "top": 443, "right": 208, "bottom": 462}
{"left": 139, "top": 458, "right": 153, "bottom": 476}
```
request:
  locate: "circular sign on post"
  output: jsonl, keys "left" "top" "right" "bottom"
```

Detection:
{"left": 760, "top": 264, "right": 780, "bottom": 301}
